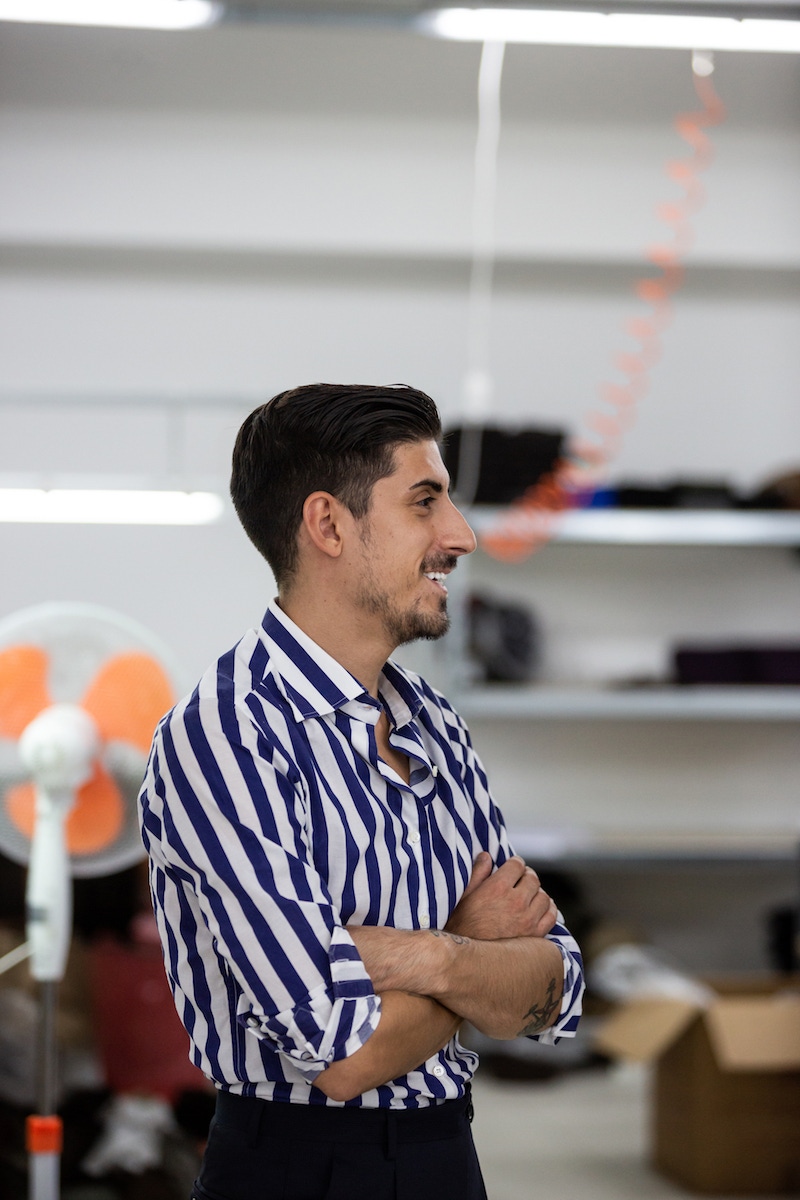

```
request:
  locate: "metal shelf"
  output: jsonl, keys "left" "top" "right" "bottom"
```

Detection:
{"left": 469, "top": 508, "right": 800, "bottom": 547}
{"left": 456, "top": 685, "right": 800, "bottom": 721}
{"left": 4, "top": 241, "right": 800, "bottom": 284}
{"left": 508, "top": 828, "right": 799, "bottom": 868}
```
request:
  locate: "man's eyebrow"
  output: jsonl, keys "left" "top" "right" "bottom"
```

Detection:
{"left": 408, "top": 478, "right": 446, "bottom": 494}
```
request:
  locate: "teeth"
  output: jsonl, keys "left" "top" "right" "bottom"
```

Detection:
{"left": 425, "top": 572, "right": 446, "bottom": 582}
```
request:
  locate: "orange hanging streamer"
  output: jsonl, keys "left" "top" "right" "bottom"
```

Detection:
{"left": 481, "top": 65, "right": 727, "bottom": 563}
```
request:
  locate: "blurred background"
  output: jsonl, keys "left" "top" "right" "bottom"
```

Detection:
{"left": 0, "top": 2, "right": 799, "bottom": 1197}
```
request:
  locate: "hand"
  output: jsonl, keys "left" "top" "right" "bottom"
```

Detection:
{"left": 445, "top": 853, "right": 557, "bottom": 941}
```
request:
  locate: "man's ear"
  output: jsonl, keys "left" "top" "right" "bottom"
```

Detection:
{"left": 301, "top": 492, "right": 347, "bottom": 559}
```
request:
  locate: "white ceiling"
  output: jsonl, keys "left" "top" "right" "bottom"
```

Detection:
{"left": 218, "top": 0, "right": 800, "bottom": 17}
{"left": 1, "top": 17, "right": 798, "bottom": 126}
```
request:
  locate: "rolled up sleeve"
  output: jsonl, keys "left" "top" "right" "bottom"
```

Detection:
{"left": 534, "top": 918, "right": 585, "bottom": 1045}
{"left": 237, "top": 928, "right": 381, "bottom": 1080}
{"left": 146, "top": 696, "right": 383, "bottom": 1085}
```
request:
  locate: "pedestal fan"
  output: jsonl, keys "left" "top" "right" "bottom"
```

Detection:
{"left": 0, "top": 602, "right": 181, "bottom": 1200}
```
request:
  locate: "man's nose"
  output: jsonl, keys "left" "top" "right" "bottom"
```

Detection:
{"left": 441, "top": 499, "right": 477, "bottom": 556}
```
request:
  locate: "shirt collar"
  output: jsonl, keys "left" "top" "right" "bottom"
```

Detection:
{"left": 259, "top": 600, "right": 423, "bottom": 730}
{"left": 378, "top": 660, "right": 425, "bottom": 731}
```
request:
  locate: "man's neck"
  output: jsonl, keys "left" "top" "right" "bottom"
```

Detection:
{"left": 277, "top": 591, "right": 393, "bottom": 699}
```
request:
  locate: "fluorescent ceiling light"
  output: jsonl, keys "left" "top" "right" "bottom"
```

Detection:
{"left": 419, "top": 7, "right": 800, "bottom": 52}
{"left": 0, "top": 0, "right": 221, "bottom": 29}
{"left": 0, "top": 489, "right": 224, "bottom": 525}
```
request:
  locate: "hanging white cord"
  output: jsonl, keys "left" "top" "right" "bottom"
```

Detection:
{"left": 463, "top": 39, "right": 506, "bottom": 419}
{"left": 457, "top": 40, "right": 506, "bottom": 508}
{"left": 0, "top": 939, "right": 32, "bottom": 976}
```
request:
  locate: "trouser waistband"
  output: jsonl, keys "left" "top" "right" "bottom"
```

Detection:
{"left": 213, "top": 1085, "right": 474, "bottom": 1148}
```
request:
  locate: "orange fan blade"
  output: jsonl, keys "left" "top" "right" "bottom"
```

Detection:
{"left": 81, "top": 652, "right": 175, "bottom": 754}
{"left": 67, "top": 763, "right": 125, "bottom": 855}
{"left": 6, "top": 761, "right": 124, "bottom": 856}
{"left": 0, "top": 645, "right": 52, "bottom": 738}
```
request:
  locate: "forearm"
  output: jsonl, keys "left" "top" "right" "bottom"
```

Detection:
{"left": 430, "top": 931, "right": 564, "bottom": 1039}
{"left": 314, "top": 990, "right": 461, "bottom": 1103}
{"left": 349, "top": 925, "right": 564, "bottom": 1041}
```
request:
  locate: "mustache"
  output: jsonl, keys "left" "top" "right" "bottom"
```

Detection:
{"left": 421, "top": 556, "right": 459, "bottom": 574}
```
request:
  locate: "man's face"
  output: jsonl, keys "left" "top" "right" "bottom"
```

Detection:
{"left": 346, "top": 439, "right": 477, "bottom": 649}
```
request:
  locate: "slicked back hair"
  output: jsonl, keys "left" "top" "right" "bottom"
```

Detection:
{"left": 230, "top": 383, "right": 442, "bottom": 589}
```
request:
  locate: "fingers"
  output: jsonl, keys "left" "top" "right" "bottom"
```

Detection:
{"left": 460, "top": 850, "right": 494, "bottom": 900}
{"left": 510, "top": 862, "right": 541, "bottom": 901}
{"left": 536, "top": 905, "right": 558, "bottom": 937}
{"left": 495, "top": 855, "right": 528, "bottom": 886}
{"left": 529, "top": 887, "right": 558, "bottom": 936}
{"left": 494, "top": 858, "right": 543, "bottom": 905}
{"left": 471, "top": 854, "right": 536, "bottom": 890}
{"left": 459, "top": 853, "right": 560, "bottom": 937}
{"left": 508, "top": 862, "right": 558, "bottom": 934}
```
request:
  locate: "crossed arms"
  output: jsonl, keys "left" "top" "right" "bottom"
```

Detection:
{"left": 315, "top": 851, "right": 566, "bottom": 1101}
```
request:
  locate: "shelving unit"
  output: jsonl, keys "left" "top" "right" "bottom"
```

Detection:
{"left": 4, "top": 240, "right": 799, "bottom": 282}
{"left": 468, "top": 507, "right": 800, "bottom": 548}
{"left": 457, "top": 684, "right": 800, "bottom": 722}
{"left": 452, "top": 508, "right": 800, "bottom": 720}
{"left": 443, "top": 507, "right": 800, "bottom": 944}
{"left": 507, "top": 828, "right": 799, "bottom": 868}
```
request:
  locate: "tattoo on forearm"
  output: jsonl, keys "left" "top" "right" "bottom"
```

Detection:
{"left": 518, "top": 977, "right": 559, "bottom": 1036}
{"left": 429, "top": 929, "right": 470, "bottom": 945}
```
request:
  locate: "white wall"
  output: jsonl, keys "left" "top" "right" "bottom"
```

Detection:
{"left": 1, "top": 20, "right": 798, "bottom": 967}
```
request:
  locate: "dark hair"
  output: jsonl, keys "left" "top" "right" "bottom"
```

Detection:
{"left": 230, "top": 383, "right": 442, "bottom": 587}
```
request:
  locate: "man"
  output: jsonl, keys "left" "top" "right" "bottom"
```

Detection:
{"left": 139, "top": 383, "right": 584, "bottom": 1200}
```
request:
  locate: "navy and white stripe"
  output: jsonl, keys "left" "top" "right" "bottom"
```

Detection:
{"left": 139, "top": 600, "right": 584, "bottom": 1109}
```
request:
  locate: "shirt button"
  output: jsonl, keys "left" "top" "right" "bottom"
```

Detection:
{"left": 247, "top": 1016, "right": 260, "bottom": 1029}
{"left": 409, "top": 831, "right": 421, "bottom": 845}
{"left": 432, "top": 1065, "right": 445, "bottom": 1077}
{"left": 431, "top": 765, "right": 439, "bottom": 778}
{"left": 419, "top": 913, "right": 430, "bottom": 929}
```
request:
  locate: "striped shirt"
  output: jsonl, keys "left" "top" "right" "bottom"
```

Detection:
{"left": 138, "top": 600, "right": 584, "bottom": 1109}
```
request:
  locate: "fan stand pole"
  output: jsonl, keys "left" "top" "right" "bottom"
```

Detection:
{"left": 27, "top": 980, "right": 62, "bottom": 1200}
{"left": 18, "top": 708, "right": 97, "bottom": 1200}
{"left": 38, "top": 980, "right": 59, "bottom": 1115}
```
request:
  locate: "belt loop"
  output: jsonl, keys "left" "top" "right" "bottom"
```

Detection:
{"left": 385, "top": 1110, "right": 397, "bottom": 1161}
{"left": 465, "top": 1083, "right": 474, "bottom": 1124}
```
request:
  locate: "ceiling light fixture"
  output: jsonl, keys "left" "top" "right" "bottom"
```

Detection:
{"left": 418, "top": 7, "right": 800, "bottom": 52}
{"left": 0, "top": 0, "right": 221, "bottom": 30}
{"left": 0, "top": 489, "right": 225, "bottom": 525}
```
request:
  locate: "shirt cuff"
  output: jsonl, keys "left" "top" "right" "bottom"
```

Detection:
{"left": 529, "top": 925, "right": 585, "bottom": 1045}
{"left": 239, "top": 926, "right": 381, "bottom": 1081}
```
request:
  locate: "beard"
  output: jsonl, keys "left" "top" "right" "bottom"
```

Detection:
{"left": 356, "top": 585, "right": 451, "bottom": 648}
{"left": 353, "top": 542, "right": 456, "bottom": 647}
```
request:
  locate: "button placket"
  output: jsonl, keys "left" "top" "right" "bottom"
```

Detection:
{"left": 401, "top": 794, "right": 431, "bottom": 931}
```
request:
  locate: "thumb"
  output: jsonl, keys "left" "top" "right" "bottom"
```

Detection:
{"left": 462, "top": 851, "right": 493, "bottom": 899}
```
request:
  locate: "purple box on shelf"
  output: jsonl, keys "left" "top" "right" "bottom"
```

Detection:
{"left": 673, "top": 645, "right": 800, "bottom": 686}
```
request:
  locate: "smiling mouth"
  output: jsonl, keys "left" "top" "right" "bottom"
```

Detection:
{"left": 423, "top": 571, "right": 449, "bottom": 594}
{"left": 422, "top": 556, "right": 458, "bottom": 596}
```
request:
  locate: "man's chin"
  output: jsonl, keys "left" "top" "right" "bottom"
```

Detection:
{"left": 417, "top": 616, "right": 451, "bottom": 643}
{"left": 393, "top": 611, "right": 450, "bottom": 647}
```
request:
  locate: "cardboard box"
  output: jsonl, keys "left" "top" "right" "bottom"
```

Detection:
{"left": 595, "top": 977, "right": 800, "bottom": 1194}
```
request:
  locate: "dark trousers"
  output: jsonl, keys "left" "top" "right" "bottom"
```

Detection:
{"left": 191, "top": 1087, "right": 488, "bottom": 1200}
